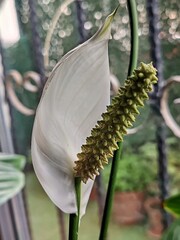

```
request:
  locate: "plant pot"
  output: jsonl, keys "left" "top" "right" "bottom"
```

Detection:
{"left": 144, "top": 197, "right": 163, "bottom": 238}
{"left": 112, "top": 192, "right": 145, "bottom": 225}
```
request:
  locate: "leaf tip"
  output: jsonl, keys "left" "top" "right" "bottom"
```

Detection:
{"left": 92, "top": 5, "right": 119, "bottom": 41}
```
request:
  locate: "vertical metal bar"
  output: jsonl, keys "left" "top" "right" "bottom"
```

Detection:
{"left": 22, "top": 188, "right": 33, "bottom": 239}
{"left": 146, "top": 0, "right": 164, "bottom": 89}
{"left": 0, "top": 39, "right": 31, "bottom": 240}
{"left": 0, "top": 97, "right": 16, "bottom": 239}
{"left": 0, "top": 37, "right": 16, "bottom": 240}
{"left": 146, "top": 0, "right": 170, "bottom": 228}
{"left": 96, "top": 175, "right": 105, "bottom": 223}
{"left": 0, "top": 97, "right": 14, "bottom": 153}
{"left": 0, "top": 203, "right": 16, "bottom": 240}
{"left": 0, "top": 37, "right": 19, "bottom": 154}
{"left": 75, "top": 0, "right": 87, "bottom": 42}
{"left": 57, "top": 209, "right": 67, "bottom": 240}
{"left": 11, "top": 193, "right": 31, "bottom": 240}
{"left": 28, "top": 0, "right": 46, "bottom": 86}
{"left": 0, "top": 38, "right": 7, "bottom": 83}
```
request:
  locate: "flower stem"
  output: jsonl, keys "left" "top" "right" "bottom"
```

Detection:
{"left": 99, "top": 143, "right": 123, "bottom": 240}
{"left": 127, "top": 0, "right": 139, "bottom": 75}
{"left": 99, "top": 1, "right": 138, "bottom": 239}
{"left": 69, "top": 177, "right": 81, "bottom": 240}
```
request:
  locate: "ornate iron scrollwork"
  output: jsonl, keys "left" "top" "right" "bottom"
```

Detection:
{"left": 161, "top": 76, "right": 180, "bottom": 138}
{"left": 6, "top": 70, "right": 41, "bottom": 116}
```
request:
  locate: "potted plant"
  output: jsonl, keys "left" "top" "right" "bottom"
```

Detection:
{"left": 103, "top": 153, "right": 156, "bottom": 225}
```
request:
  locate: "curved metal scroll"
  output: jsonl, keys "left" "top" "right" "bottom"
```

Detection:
{"left": 23, "top": 71, "right": 41, "bottom": 92}
{"left": 110, "top": 74, "right": 120, "bottom": 96}
{"left": 44, "top": 0, "right": 75, "bottom": 70}
{"left": 6, "top": 70, "right": 41, "bottom": 116}
{"left": 161, "top": 76, "right": 180, "bottom": 138}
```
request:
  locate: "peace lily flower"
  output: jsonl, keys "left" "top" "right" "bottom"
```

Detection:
{"left": 31, "top": 9, "right": 118, "bottom": 217}
{"left": 75, "top": 62, "right": 158, "bottom": 183}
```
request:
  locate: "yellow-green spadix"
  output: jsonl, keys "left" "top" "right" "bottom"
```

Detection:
{"left": 31, "top": 9, "right": 117, "bottom": 217}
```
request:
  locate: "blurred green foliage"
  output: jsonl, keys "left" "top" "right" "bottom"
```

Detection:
{"left": 162, "top": 218, "right": 180, "bottom": 240}
{"left": 103, "top": 143, "right": 157, "bottom": 192}
{"left": 164, "top": 194, "right": 180, "bottom": 217}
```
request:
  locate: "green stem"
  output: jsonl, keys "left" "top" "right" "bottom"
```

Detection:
{"left": 69, "top": 177, "right": 81, "bottom": 240}
{"left": 99, "top": 1, "right": 138, "bottom": 239}
{"left": 99, "top": 143, "right": 123, "bottom": 240}
{"left": 127, "top": 0, "right": 139, "bottom": 75}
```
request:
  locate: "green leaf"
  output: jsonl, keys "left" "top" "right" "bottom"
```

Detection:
{"left": 0, "top": 153, "right": 26, "bottom": 170}
{"left": 164, "top": 194, "right": 180, "bottom": 217}
{"left": 162, "top": 219, "right": 180, "bottom": 240}
{"left": 0, "top": 153, "right": 26, "bottom": 205}
{"left": 0, "top": 162, "right": 25, "bottom": 206}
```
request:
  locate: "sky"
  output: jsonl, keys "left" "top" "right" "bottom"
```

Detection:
{"left": 0, "top": 0, "right": 20, "bottom": 47}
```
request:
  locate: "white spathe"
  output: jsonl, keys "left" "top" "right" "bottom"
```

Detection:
{"left": 31, "top": 10, "right": 116, "bottom": 217}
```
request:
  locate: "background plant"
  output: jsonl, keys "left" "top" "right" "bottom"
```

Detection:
{"left": 0, "top": 153, "right": 25, "bottom": 205}
{"left": 103, "top": 153, "right": 156, "bottom": 192}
